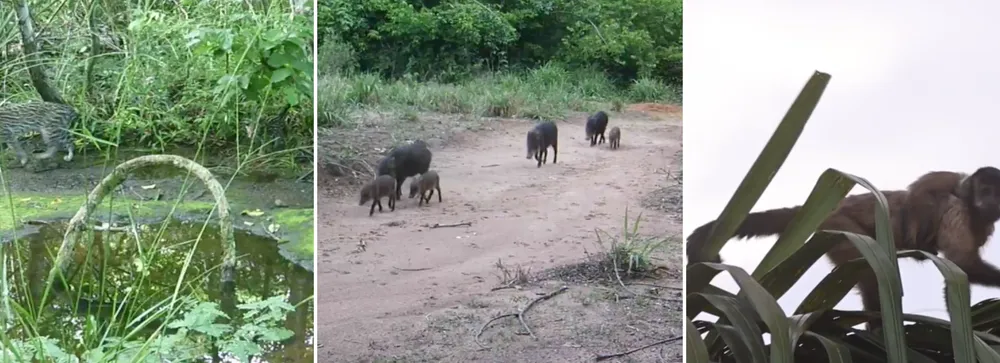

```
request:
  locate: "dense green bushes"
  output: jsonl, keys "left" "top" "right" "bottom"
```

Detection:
{"left": 319, "top": 0, "right": 682, "bottom": 85}
{"left": 1, "top": 1, "right": 313, "bottom": 154}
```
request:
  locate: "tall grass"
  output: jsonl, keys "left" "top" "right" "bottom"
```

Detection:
{"left": 0, "top": 0, "right": 313, "bottom": 170}
{"left": 318, "top": 62, "right": 681, "bottom": 128}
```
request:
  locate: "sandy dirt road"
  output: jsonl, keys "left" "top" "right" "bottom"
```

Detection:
{"left": 317, "top": 107, "right": 682, "bottom": 362}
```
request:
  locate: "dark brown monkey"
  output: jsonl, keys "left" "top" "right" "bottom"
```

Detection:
{"left": 686, "top": 167, "right": 1000, "bottom": 317}
{"left": 898, "top": 171, "right": 973, "bottom": 252}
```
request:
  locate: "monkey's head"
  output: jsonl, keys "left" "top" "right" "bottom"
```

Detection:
{"left": 962, "top": 166, "right": 1000, "bottom": 220}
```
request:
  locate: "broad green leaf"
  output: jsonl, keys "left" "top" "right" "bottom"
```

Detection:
{"left": 756, "top": 226, "right": 845, "bottom": 302}
{"left": 752, "top": 169, "right": 855, "bottom": 278}
{"left": 712, "top": 324, "right": 757, "bottom": 363}
{"left": 700, "top": 263, "right": 793, "bottom": 363}
{"left": 695, "top": 293, "right": 768, "bottom": 362}
{"left": 690, "top": 285, "right": 767, "bottom": 353}
{"left": 801, "top": 331, "right": 852, "bottom": 363}
{"left": 850, "top": 328, "right": 936, "bottom": 363}
{"left": 686, "top": 318, "right": 710, "bottom": 363}
{"left": 810, "top": 309, "right": 1000, "bottom": 363}
{"left": 271, "top": 67, "right": 294, "bottom": 83}
{"left": 794, "top": 254, "right": 870, "bottom": 314}
{"left": 895, "top": 250, "right": 974, "bottom": 363}
{"left": 972, "top": 298, "right": 1000, "bottom": 331}
{"left": 788, "top": 311, "right": 826, "bottom": 345}
{"left": 834, "top": 231, "right": 906, "bottom": 363}
{"left": 835, "top": 173, "right": 901, "bottom": 274}
{"left": 690, "top": 284, "right": 741, "bottom": 319}
{"left": 688, "top": 71, "right": 831, "bottom": 270}
{"left": 688, "top": 72, "right": 832, "bottom": 354}
{"left": 686, "top": 262, "right": 724, "bottom": 302}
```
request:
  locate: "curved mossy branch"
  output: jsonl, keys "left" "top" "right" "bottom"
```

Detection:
{"left": 44, "top": 155, "right": 235, "bottom": 294}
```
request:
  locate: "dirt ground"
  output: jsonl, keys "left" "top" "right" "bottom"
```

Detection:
{"left": 317, "top": 104, "right": 683, "bottom": 362}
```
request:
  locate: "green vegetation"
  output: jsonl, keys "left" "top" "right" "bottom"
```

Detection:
{"left": 596, "top": 208, "right": 670, "bottom": 276}
{"left": 4, "top": 217, "right": 314, "bottom": 362}
{"left": 318, "top": 0, "right": 682, "bottom": 129}
{"left": 685, "top": 72, "right": 1000, "bottom": 362}
{"left": 1, "top": 1, "right": 314, "bottom": 362}
{"left": 1, "top": 0, "right": 313, "bottom": 167}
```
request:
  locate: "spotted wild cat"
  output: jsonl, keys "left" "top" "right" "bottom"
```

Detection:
{"left": 0, "top": 101, "right": 78, "bottom": 166}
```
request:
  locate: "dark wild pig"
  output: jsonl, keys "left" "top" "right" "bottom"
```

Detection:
{"left": 376, "top": 140, "right": 432, "bottom": 199}
{"left": 408, "top": 170, "right": 442, "bottom": 206}
{"left": 358, "top": 175, "right": 397, "bottom": 216}
{"left": 585, "top": 111, "right": 609, "bottom": 146}
{"left": 526, "top": 121, "right": 558, "bottom": 168}
{"left": 608, "top": 126, "right": 621, "bottom": 150}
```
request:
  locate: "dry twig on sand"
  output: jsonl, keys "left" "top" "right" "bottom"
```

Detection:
{"left": 475, "top": 286, "right": 569, "bottom": 348}
{"left": 393, "top": 266, "right": 432, "bottom": 272}
{"left": 626, "top": 282, "right": 682, "bottom": 290}
{"left": 426, "top": 221, "right": 473, "bottom": 229}
{"left": 594, "top": 336, "right": 682, "bottom": 361}
{"left": 490, "top": 258, "right": 530, "bottom": 291}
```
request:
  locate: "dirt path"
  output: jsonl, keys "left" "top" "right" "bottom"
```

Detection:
{"left": 317, "top": 107, "right": 683, "bottom": 362}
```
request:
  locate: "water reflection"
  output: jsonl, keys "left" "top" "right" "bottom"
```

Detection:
{"left": 4, "top": 219, "right": 313, "bottom": 362}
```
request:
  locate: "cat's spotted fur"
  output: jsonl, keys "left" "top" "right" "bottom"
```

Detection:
{"left": 0, "top": 101, "right": 78, "bottom": 166}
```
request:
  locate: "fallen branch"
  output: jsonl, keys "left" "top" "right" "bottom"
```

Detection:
{"left": 481, "top": 164, "right": 499, "bottom": 168}
{"left": 594, "top": 336, "right": 681, "bottom": 361}
{"left": 489, "top": 281, "right": 516, "bottom": 292}
{"left": 428, "top": 221, "right": 472, "bottom": 229}
{"left": 475, "top": 286, "right": 569, "bottom": 348}
{"left": 626, "top": 282, "right": 681, "bottom": 290}
{"left": 393, "top": 266, "right": 432, "bottom": 272}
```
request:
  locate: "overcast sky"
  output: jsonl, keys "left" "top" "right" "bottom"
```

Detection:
{"left": 684, "top": 0, "right": 1000, "bottom": 323}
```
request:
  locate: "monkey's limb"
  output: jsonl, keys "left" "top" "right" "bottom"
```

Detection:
{"left": 937, "top": 196, "right": 1000, "bottom": 287}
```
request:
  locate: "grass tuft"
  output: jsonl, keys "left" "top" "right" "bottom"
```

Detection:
{"left": 596, "top": 208, "right": 669, "bottom": 277}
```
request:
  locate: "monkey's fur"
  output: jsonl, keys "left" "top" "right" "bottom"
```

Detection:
{"left": 408, "top": 170, "right": 442, "bottom": 206}
{"left": 686, "top": 167, "right": 1000, "bottom": 317}
{"left": 358, "top": 175, "right": 397, "bottom": 216}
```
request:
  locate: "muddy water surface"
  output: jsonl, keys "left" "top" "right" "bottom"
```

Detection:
{"left": 6, "top": 220, "right": 313, "bottom": 362}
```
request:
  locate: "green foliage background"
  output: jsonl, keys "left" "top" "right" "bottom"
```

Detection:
{"left": 0, "top": 0, "right": 313, "bottom": 155}
{"left": 318, "top": 0, "right": 682, "bottom": 85}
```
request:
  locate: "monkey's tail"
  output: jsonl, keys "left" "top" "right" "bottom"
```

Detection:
{"left": 686, "top": 206, "right": 802, "bottom": 264}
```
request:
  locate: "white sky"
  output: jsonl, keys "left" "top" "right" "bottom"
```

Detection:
{"left": 684, "top": 0, "right": 1000, "bottom": 323}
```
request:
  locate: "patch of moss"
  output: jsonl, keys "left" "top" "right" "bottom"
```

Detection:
{"left": 0, "top": 193, "right": 315, "bottom": 269}
{"left": 0, "top": 194, "right": 223, "bottom": 231}
{"left": 271, "top": 208, "right": 315, "bottom": 259}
